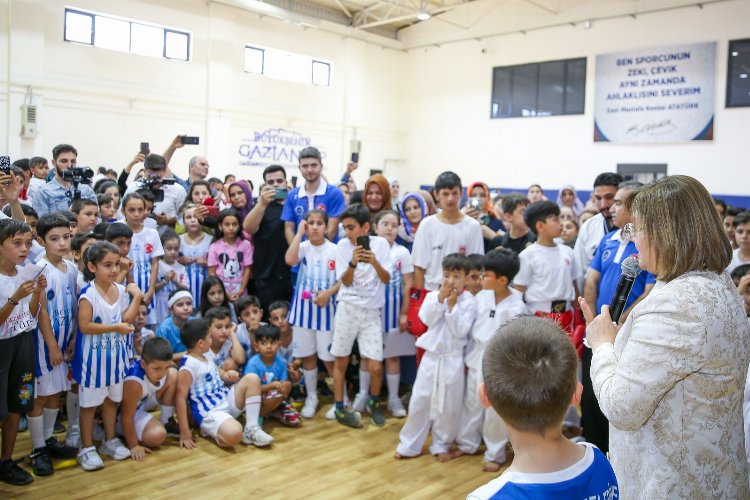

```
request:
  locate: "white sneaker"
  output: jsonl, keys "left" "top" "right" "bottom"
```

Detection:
{"left": 65, "top": 425, "right": 81, "bottom": 449}
{"left": 92, "top": 423, "right": 105, "bottom": 442}
{"left": 325, "top": 405, "right": 337, "bottom": 420}
{"left": 352, "top": 392, "right": 368, "bottom": 413}
{"left": 388, "top": 397, "right": 407, "bottom": 418}
{"left": 242, "top": 426, "right": 274, "bottom": 447}
{"left": 301, "top": 396, "right": 318, "bottom": 419}
{"left": 99, "top": 437, "right": 130, "bottom": 460}
{"left": 77, "top": 446, "right": 104, "bottom": 471}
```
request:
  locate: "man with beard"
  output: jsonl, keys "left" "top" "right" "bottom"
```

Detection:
{"left": 32, "top": 144, "right": 97, "bottom": 217}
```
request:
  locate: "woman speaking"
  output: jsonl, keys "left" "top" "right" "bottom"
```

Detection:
{"left": 581, "top": 175, "right": 749, "bottom": 498}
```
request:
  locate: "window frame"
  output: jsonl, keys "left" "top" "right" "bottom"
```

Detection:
{"left": 726, "top": 38, "right": 750, "bottom": 108}
{"left": 244, "top": 43, "right": 333, "bottom": 88}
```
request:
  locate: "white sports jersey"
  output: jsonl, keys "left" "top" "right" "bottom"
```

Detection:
{"left": 154, "top": 260, "right": 188, "bottom": 321}
{"left": 383, "top": 243, "right": 413, "bottom": 332}
{"left": 288, "top": 240, "right": 338, "bottom": 332}
{"left": 179, "top": 354, "right": 230, "bottom": 426}
{"left": 464, "top": 289, "right": 527, "bottom": 370}
{"left": 179, "top": 233, "right": 211, "bottom": 309}
{"left": 129, "top": 226, "right": 164, "bottom": 324}
{"left": 0, "top": 266, "right": 39, "bottom": 340}
{"left": 335, "top": 235, "right": 390, "bottom": 309}
{"left": 124, "top": 359, "right": 166, "bottom": 411}
{"left": 205, "top": 339, "right": 233, "bottom": 368}
{"left": 515, "top": 242, "right": 578, "bottom": 312}
{"left": 72, "top": 283, "right": 131, "bottom": 388}
{"left": 36, "top": 258, "right": 78, "bottom": 376}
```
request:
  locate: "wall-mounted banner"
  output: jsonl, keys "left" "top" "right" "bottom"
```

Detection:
{"left": 594, "top": 42, "right": 716, "bottom": 143}
{"left": 238, "top": 128, "right": 324, "bottom": 168}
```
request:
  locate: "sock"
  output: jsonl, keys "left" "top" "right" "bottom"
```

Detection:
{"left": 66, "top": 392, "right": 80, "bottom": 428}
{"left": 387, "top": 373, "right": 401, "bottom": 399}
{"left": 358, "top": 369, "right": 370, "bottom": 395}
{"left": 335, "top": 401, "right": 344, "bottom": 411}
{"left": 28, "top": 415, "right": 46, "bottom": 450}
{"left": 160, "top": 405, "right": 175, "bottom": 424}
{"left": 304, "top": 368, "right": 318, "bottom": 399}
{"left": 43, "top": 408, "right": 58, "bottom": 441}
{"left": 243, "top": 396, "right": 261, "bottom": 431}
{"left": 369, "top": 393, "right": 380, "bottom": 403}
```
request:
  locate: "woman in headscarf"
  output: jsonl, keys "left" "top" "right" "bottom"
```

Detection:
{"left": 387, "top": 176, "right": 401, "bottom": 211}
{"left": 397, "top": 191, "right": 428, "bottom": 251}
{"left": 227, "top": 180, "right": 255, "bottom": 240}
{"left": 363, "top": 174, "right": 392, "bottom": 216}
{"left": 465, "top": 182, "right": 506, "bottom": 252}
{"left": 556, "top": 184, "right": 586, "bottom": 218}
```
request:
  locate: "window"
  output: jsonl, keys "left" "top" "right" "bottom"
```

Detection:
{"left": 244, "top": 44, "right": 333, "bottom": 87}
{"left": 491, "top": 57, "right": 586, "bottom": 118}
{"left": 63, "top": 7, "right": 190, "bottom": 62}
{"left": 727, "top": 39, "right": 750, "bottom": 108}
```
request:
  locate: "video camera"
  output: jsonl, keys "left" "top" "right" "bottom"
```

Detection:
{"left": 140, "top": 174, "right": 177, "bottom": 203}
{"left": 62, "top": 166, "right": 94, "bottom": 200}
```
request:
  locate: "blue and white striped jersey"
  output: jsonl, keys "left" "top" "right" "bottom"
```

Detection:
{"left": 382, "top": 243, "right": 413, "bottom": 333}
{"left": 124, "top": 359, "right": 165, "bottom": 411}
{"left": 129, "top": 226, "right": 164, "bottom": 325}
{"left": 179, "top": 233, "right": 211, "bottom": 310}
{"left": 179, "top": 354, "right": 229, "bottom": 426}
{"left": 36, "top": 258, "right": 78, "bottom": 377}
{"left": 288, "top": 240, "right": 337, "bottom": 332}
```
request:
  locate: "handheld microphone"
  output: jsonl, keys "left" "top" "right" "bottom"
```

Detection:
{"left": 609, "top": 254, "right": 642, "bottom": 324}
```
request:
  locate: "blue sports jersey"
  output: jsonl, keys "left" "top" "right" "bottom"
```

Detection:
{"left": 288, "top": 240, "right": 337, "bottom": 331}
{"left": 383, "top": 243, "right": 413, "bottom": 332}
{"left": 281, "top": 181, "right": 346, "bottom": 244}
{"left": 244, "top": 353, "right": 288, "bottom": 383}
{"left": 179, "top": 233, "right": 211, "bottom": 309}
{"left": 36, "top": 259, "right": 78, "bottom": 377}
{"left": 179, "top": 354, "right": 230, "bottom": 426}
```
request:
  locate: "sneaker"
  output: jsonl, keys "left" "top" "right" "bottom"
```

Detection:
{"left": 352, "top": 392, "right": 368, "bottom": 413}
{"left": 242, "top": 426, "right": 274, "bottom": 447}
{"left": 301, "top": 396, "right": 318, "bottom": 419}
{"left": 325, "top": 405, "right": 337, "bottom": 420}
{"left": 99, "top": 438, "right": 130, "bottom": 461}
{"left": 18, "top": 416, "right": 27, "bottom": 432}
{"left": 45, "top": 436, "right": 78, "bottom": 459}
{"left": 388, "top": 397, "right": 407, "bottom": 418}
{"left": 367, "top": 398, "right": 386, "bottom": 427}
{"left": 54, "top": 414, "right": 66, "bottom": 434}
{"left": 65, "top": 425, "right": 81, "bottom": 449}
{"left": 270, "top": 401, "right": 301, "bottom": 427}
{"left": 29, "top": 447, "right": 54, "bottom": 477}
{"left": 163, "top": 417, "right": 180, "bottom": 438}
{"left": 77, "top": 447, "right": 104, "bottom": 471}
{"left": 0, "top": 459, "right": 33, "bottom": 485}
{"left": 92, "top": 423, "right": 105, "bottom": 442}
{"left": 335, "top": 408, "right": 362, "bottom": 428}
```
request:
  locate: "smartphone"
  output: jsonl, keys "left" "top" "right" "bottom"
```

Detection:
{"left": 274, "top": 188, "right": 288, "bottom": 201}
{"left": 140, "top": 142, "right": 149, "bottom": 155}
{"left": 469, "top": 197, "right": 482, "bottom": 210}
{"left": 351, "top": 152, "right": 359, "bottom": 163}
{"left": 180, "top": 135, "right": 200, "bottom": 145}
{"left": 356, "top": 235, "right": 370, "bottom": 251}
{"left": 0, "top": 156, "right": 10, "bottom": 175}
{"left": 206, "top": 206, "right": 220, "bottom": 217}
{"left": 291, "top": 176, "right": 298, "bottom": 188}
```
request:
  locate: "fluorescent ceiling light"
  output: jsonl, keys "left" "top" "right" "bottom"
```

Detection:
{"left": 416, "top": 9, "right": 431, "bottom": 21}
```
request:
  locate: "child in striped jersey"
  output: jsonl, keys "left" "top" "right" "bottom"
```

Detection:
{"left": 122, "top": 193, "right": 164, "bottom": 326}
{"left": 204, "top": 307, "right": 246, "bottom": 373}
{"left": 27, "top": 214, "right": 80, "bottom": 477}
{"left": 179, "top": 204, "right": 211, "bottom": 310}
{"left": 284, "top": 210, "right": 340, "bottom": 419}
{"left": 153, "top": 231, "right": 189, "bottom": 322}
{"left": 73, "top": 242, "right": 143, "bottom": 471}
{"left": 176, "top": 319, "right": 273, "bottom": 449}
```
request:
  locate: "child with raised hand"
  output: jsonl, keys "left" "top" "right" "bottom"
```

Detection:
{"left": 156, "top": 290, "right": 194, "bottom": 362}
{"left": 176, "top": 319, "right": 273, "bottom": 449}
{"left": 204, "top": 306, "right": 246, "bottom": 374}
{"left": 285, "top": 209, "right": 339, "bottom": 418}
{"left": 208, "top": 209, "right": 252, "bottom": 303}
{"left": 467, "top": 316, "right": 618, "bottom": 499}
{"left": 198, "top": 276, "right": 237, "bottom": 322}
{"left": 122, "top": 193, "right": 164, "bottom": 326}
{"left": 27, "top": 214, "right": 80, "bottom": 477}
{"left": 70, "top": 199, "right": 100, "bottom": 235}
{"left": 395, "top": 253, "right": 477, "bottom": 462}
{"left": 154, "top": 230, "right": 189, "bottom": 322}
{"left": 179, "top": 204, "right": 211, "bottom": 310}
{"left": 455, "top": 248, "right": 527, "bottom": 471}
{"left": 120, "top": 337, "right": 178, "bottom": 462}
{"left": 73, "top": 241, "right": 143, "bottom": 471}
{"left": 0, "top": 219, "right": 50, "bottom": 486}
{"left": 105, "top": 223, "right": 134, "bottom": 285}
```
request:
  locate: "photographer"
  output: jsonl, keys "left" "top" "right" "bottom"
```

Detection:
{"left": 124, "top": 153, "right": 186, "bottom": 232}
{"left": 32, "top": 144, "right": 97, "bottom": 217}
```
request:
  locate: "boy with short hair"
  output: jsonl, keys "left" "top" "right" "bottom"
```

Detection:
{"left": 204, "top": 306, "right": 246, "bottom": 373}
{"left": 156, "top": 290, "right": 194, "bottom": 362}
{"left": 27, "top": 214, "right": 80, "bottom": 476}
{"left": 97, "top": 193, "right": 117, "bottom": 223}
{"left": 396, "top": 253, "right": 478, "bottom": 462}
{"left": 455, "top": 248, "right": 527, "bottom": 471}
{"left": 3, "top": 204, "right": 44, "bottom": 264}
{"left": 27, "top": 156, "right": 49, "bottom": 203}
{"left": 728, "top": 211, "right": 750, "bottom": 274}
{"left": 490, "top": 194, "right": 535, "bottom": 254}
{"left": 466, "top": 254, "right": 484, "bottom": 295}
{"left": 235, "top": 294, "right": 263, "bottom": 362}
{"left": 176, "top": 319, "right": 273, "bottom": 449}
{"left": 467, "top": 316, "right": 618, "bottom": 499}
{"left": 60, "top": 211, "right": 78, "bottom": 235}
{"left": 70, "top": 199, "right": 100, "bottom": 234}
{"left": 105, "top": 222, "right": 134, "bottom": 284}
{"left": 331, "top": 203, "right": 391, "bottom": 428}
{"left": 120, "top": 337, "right": 178, "bottom": 461}
{"left": 267, "top": 300, "right": 302, "bottom": 387}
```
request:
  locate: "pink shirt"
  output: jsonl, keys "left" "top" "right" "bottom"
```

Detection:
{"left": 207, "top": 238, "right": 253, "bottom": 296}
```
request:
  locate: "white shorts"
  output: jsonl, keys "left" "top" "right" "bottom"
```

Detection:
{"left": 116, "top": 409, "right": 155, "bottom": 442}
{"left": 292, "top": 327, "right": 334, "bottom": 362}
{"left": 79, "top": 382, "right": 124, "bottom": 408}
{"left": 35, "top": 364, "right": 71, "bottom": 397}
{"left": 330, "top": 302, "right": 383, "bottom": 361}
{"left": 383, "top": 329, "right": 416, "bottom": 359}
{"left": 199, "top": 386, "right": 241, "bottom": 441}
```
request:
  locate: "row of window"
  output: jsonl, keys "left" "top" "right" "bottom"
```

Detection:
{"left": 63, "top": 7, "right": 332, "bottom": 88}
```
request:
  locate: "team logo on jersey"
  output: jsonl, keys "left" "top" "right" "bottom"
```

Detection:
{"left": 206, "top": 373, "right": 213, "bottom": 382}
{"left": 489, "top": 310, "right": 496, "bottom": 318}
{"left": 396, "top": 260, "right": 402, "bottom": 270}
{"left": 601, "top": 249, "right": 612, "bottom": 262}
{"left": 145, "top": 244, "right": 154, "bottom": 254}
{"left": 328, "top": 260, "right": 335, "bottom": 270}
{"left": 564, "top": 258, "right": 571, "bottom": 266}
{"left": 459, "top": 246, "right": 467, "bottom": 254}
{"left": 94, "top": 316, "right": 102, "bottom": 324}
{"left": 316, "top": 204, "right": 327, "bottom": 212}
{"left": 47, "top": 289, "right": 55, "bottom": 301}
{"left": 295, "top": 206, "right": 304, "bottom": 216}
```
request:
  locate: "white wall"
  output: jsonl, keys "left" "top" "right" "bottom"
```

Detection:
{"left": 398, "top": 0, "right": 750, "bottom": 196}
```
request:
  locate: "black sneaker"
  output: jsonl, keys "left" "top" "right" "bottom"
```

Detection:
{"left": 54, "top": 414, "right": 66, "bottom": 434}
{"left": 163, "top": 417, "right": 180, "bottom": 438}
{"left": 335, "top": 407, "right": 362, "bottom": 428}
{"left": 29, "top": 448, "right": 54, "bottom": 477}
{"left": 367, "top": 398, "right": 386, "bottom": 427}
{"left": 45, "top": 436, "right": 78, "bottom": 459}
{"left": 0, "top": 459, "right": 33, "bottom": 485}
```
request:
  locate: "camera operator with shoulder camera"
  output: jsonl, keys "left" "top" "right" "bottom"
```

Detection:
{"left": 124, "top": 153, "right": 187, "bottom": 233}
{"left": 32, "top": 144, "right": 98, "bottom": 217}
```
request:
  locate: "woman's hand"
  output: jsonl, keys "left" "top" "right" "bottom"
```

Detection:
{"left": 578, "top": 297, "right": 618, "bottom": 350}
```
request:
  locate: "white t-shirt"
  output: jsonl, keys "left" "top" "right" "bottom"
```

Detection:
{"left": 515, "top": 242, "right": 578, "bottom": 312}
{"left": 411, "top": 214, "right": 484, "bottom": 291}
{"left": 0, "top": 266, "right": 38, "bottom": 339}
{"left": 335, "top": 235, "right": 390, "bottom": 309}
{"left": 573, "top": 213, "right": 607, "bottom": 284}
{"left": 124, "top": 182, "right": 187, "bottom": 220}
{"left": 727, "top": 248, "right": 750, "bottom": 275}
{"left": 465, "top": 288, "right": 527, "bottom": 370}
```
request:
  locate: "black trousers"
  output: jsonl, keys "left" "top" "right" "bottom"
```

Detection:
{"left": 253, "top": 278, "right": 294, "bottom": 321}
{"left": 581, "top": 345, "right": 609, "bottom": 453}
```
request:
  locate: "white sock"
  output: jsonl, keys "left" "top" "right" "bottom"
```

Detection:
{"left": 304, "top": 368, "right": 318, "bottom": 399}
{"left": 43, "top": 408, "right": 58, "bottom": 440}
{"left": 386, "top": 373, "right": 401, "bottom": 399}
{"left": 160, "top": 405, "right": 175, "bottom": 424}
{"left": 244, "top": 396, "right": 262, "bottom": 431}
{"left": 28, "top": 415, "right": 46, "bottom": 450}
{"left": 358, "top": 369, "right": 370, "bottom": 395}
{"left": 66, "top": 392, "right": 80, "bottom": 428}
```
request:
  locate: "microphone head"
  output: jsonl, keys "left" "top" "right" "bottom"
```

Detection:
{"left": 621, "top": 254, "right": 641, "bottom": 278}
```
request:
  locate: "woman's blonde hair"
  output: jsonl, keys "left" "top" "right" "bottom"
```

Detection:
{"left": 625, "top": 175, "right": 731, "bottom": 281}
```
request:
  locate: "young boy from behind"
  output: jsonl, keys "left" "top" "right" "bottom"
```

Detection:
{"left": 176, "top": 318, "right": 273, "bottom": 449}
{"left": 156, "top": 290, "right": 194, "bottom": 362}
{"left": 396, "top": 253, "right": 478, "bottom": 462}
{"left": 455, "top": 248, "right": 527, "bottom": 471}
{"left": 105, "top": 223, "right": 134, "bottom": 285}
{"left": 467, "top": 316, "right": 618, "bottom": 499}
{"left": 70, "top": 199, "right": 99, "bottom": 235}
{"left": 120, "top": 337, "right": 178, "bottom": 461}
{"left": 245, "top": 324, "right": 301, "bottom": 427}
